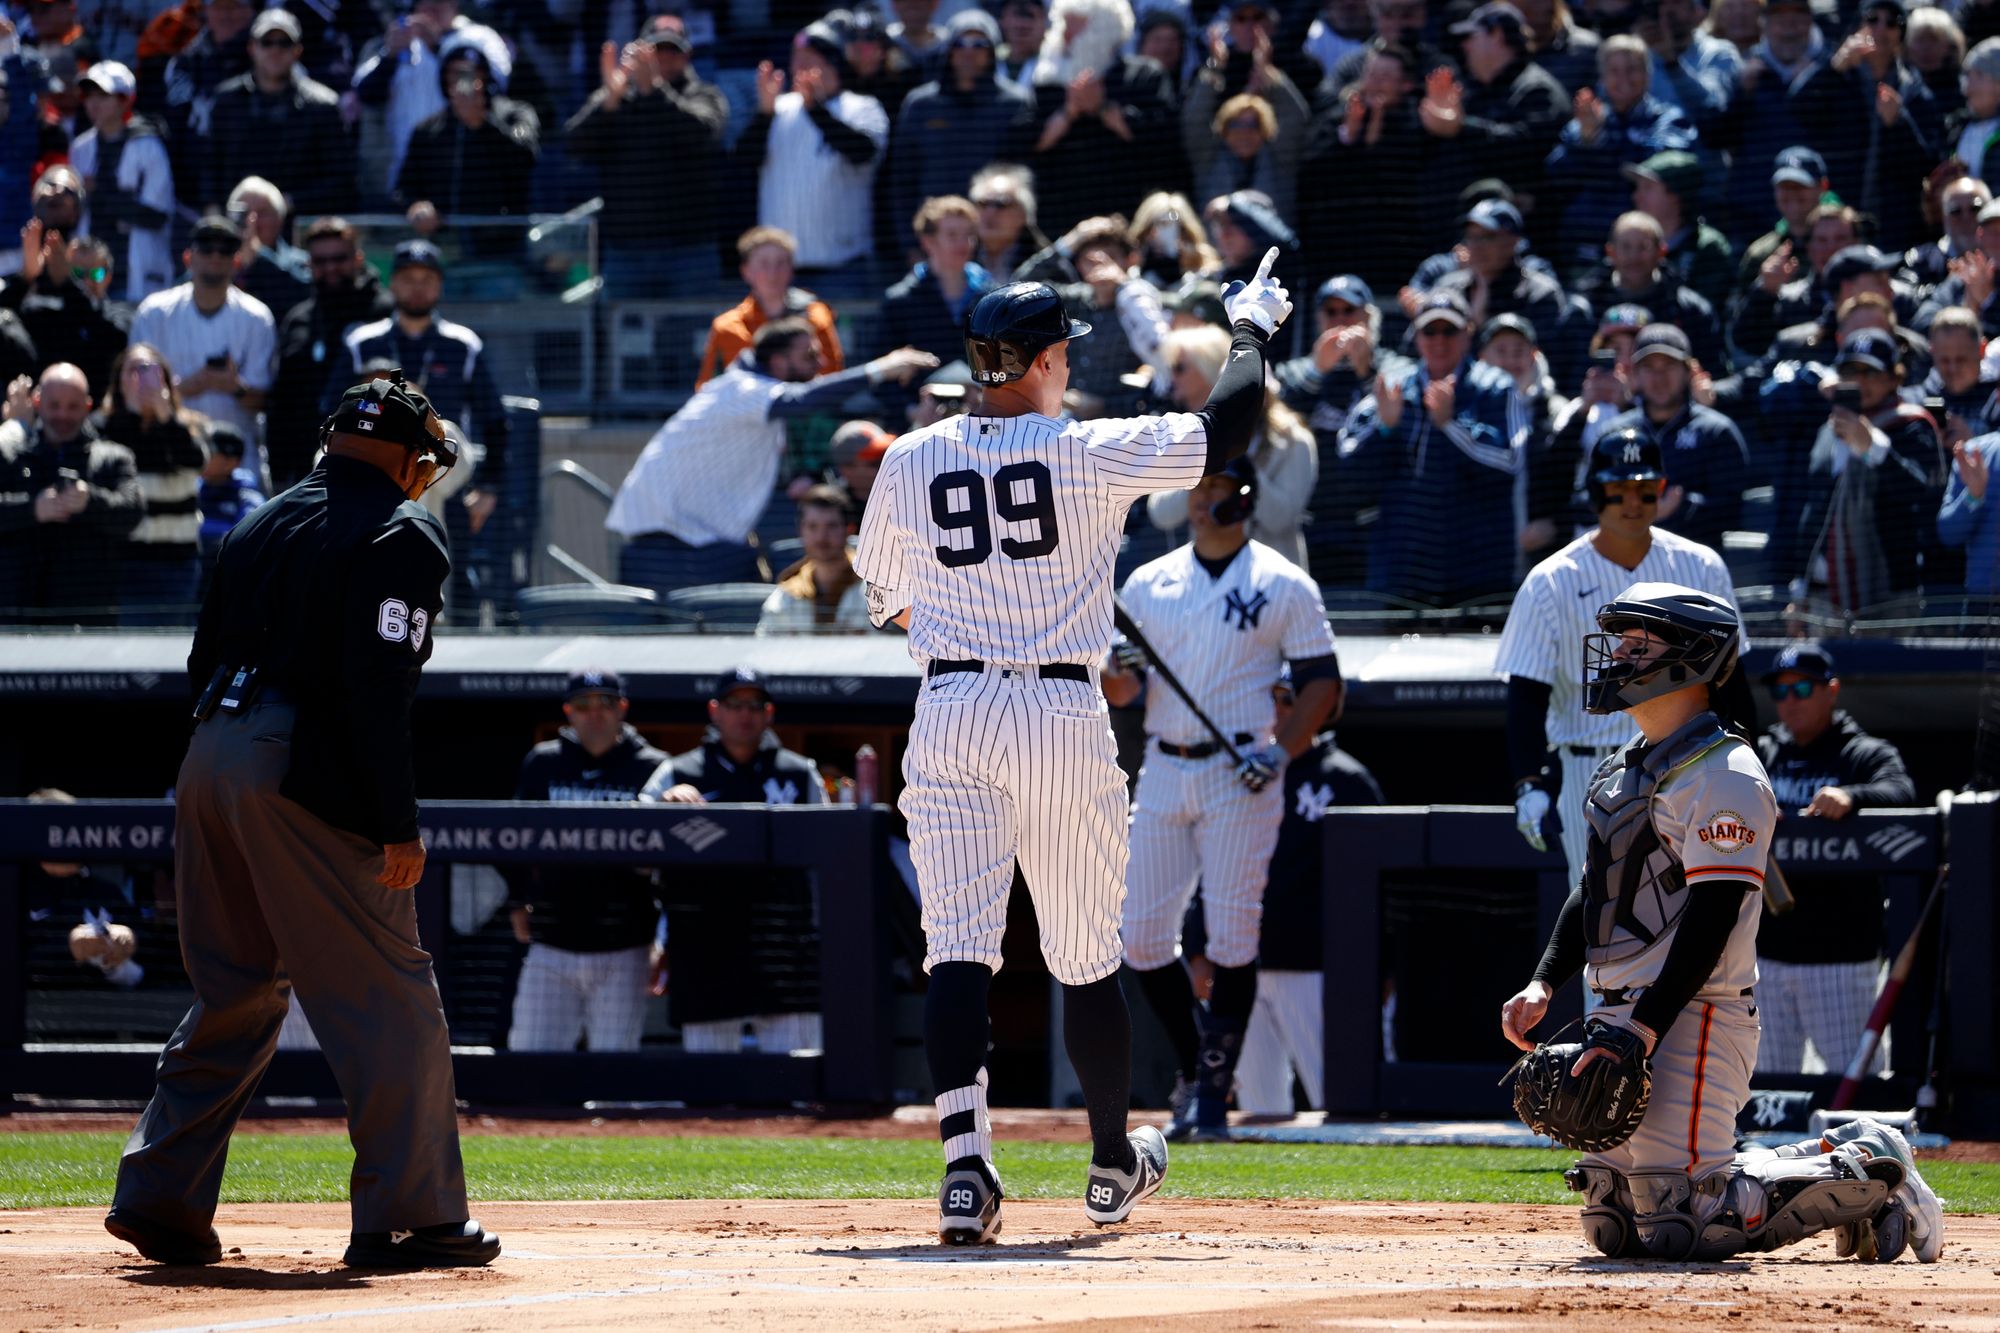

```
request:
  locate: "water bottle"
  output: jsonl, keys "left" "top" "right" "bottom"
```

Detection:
{"left": 854, "top": 744, "right": 878, "bottom": 806}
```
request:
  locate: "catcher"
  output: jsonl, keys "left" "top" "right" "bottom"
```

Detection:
{"left": 1500, "top": 582, "right": 1943, "bottom": 1263}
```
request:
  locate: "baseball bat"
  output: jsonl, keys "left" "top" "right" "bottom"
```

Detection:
{"left": 1112, "top": 597, "right": 1252, "bottom": 767}
{"left": 1829, "top": 863, "right": 1949, "bottom": 1111}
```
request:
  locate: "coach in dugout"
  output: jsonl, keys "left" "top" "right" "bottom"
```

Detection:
{"left": 503, "top": 669, "right": 668, "bottom": 1053}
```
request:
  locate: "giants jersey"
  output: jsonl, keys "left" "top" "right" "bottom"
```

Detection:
{"left": 1119, "top": 541, "right": 1335, "bottom": 743}
{"left": 1493, "top": 528, "right": 1742, "bottom": 748}
{"left": 855, "top": 410, "right": 1209, "bottom": 665}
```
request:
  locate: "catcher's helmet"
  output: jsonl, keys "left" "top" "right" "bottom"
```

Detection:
{"left": 963, "top": 282, "right": 1091, "bottom": 385}
{"left": 1586, "top": 425, "right": 1665, "bottom": 509}
{"left": 1207, "top": 454, "right": 1258, "bottom": 526}
{"left": 1583, "top": 581, "right": 1740, "bottom": 715}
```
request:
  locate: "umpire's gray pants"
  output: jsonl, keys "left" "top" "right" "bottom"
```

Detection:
{"left": 112, "top": 699, "right": 469, "bottom": 1233}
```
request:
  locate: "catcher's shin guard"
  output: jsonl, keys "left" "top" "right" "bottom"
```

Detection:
{"left": 1705, "top": 1143, "right": 1898, "bottom": 1256}
{"left": 1565, "top": 1162, "right": 1642, "bottom": 1258}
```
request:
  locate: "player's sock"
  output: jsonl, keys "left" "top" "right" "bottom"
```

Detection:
{"left": 1129, "top": 961, "right": 1201, "bottom": 1081}
{"left": 1062, "top": 973, "right": 1138, "bottom": 1172}
{"left": 1194, "top": 963, "right": 1258, "bottom": 1122}
{"left": 927, "top": 962, "right": 997, "bottom": 1182}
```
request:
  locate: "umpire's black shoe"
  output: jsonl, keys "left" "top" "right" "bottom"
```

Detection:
{"left": 343, "top": 1219, "right": 501, "bottom": 1268}
{"left": 105, "top": 1208, "right": 223, "bottom": 1265}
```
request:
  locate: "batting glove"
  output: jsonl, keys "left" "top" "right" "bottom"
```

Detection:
{"left": 1514, "top": 787, "right": 1551, "bottom": 853}
{"left": 1221, "top": 247, "right": 1294, "bottom": 337}
{"left": 1109, "top": 638, "right": 1148, "bottom": 674}
{"left": 1234, "top": 744, "right": 1286, "bottom": 793}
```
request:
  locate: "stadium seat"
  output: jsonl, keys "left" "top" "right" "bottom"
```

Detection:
{"left": 664, "top": 582, "right": 778, "bottom": 631}
{"left": 515, "top": 584, "right": 687, "bottom": 629}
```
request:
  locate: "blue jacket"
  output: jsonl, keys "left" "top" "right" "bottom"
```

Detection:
{"left": 0, "top": 55, "right": 38, "bottom": 236}
{"left": 1544, "top": 94, "right": 1697, "bottom": 269}
{"left": 1939, "top": 432, "right": 1999, "bottom": 594}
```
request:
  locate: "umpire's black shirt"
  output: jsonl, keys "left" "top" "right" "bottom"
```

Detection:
{"left": 188, "top": 453, "right": 449, "bottom": 846}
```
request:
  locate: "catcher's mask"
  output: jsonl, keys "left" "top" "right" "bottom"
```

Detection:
{"left": 1582, "top": 581, "right": 1740, "bottom": 715}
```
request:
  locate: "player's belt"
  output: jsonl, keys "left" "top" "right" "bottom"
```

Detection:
{"left": 1593, "top": 984, "right": 1754, "bottom": 1006}
{"left": 1155, "top": 733, "right": 1256, "bottom": 760}
{"left": 927, "top": 659, "right": 1091, "bottom": 682}
{"left": 1565, "top": 744, "right": 1620, "bottom": 758}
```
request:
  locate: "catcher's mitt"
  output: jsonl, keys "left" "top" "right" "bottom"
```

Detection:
{"left": 1506, "top": 1018, "right": 1652, "bottom": 1152}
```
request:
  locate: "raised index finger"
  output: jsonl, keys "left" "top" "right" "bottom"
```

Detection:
{"left": 1256, "top": 246, "right": 1277, "bottom": 284}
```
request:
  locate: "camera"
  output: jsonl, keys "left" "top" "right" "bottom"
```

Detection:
{"left": 1832, "top": 384, "right": 1863, "bottom": 413}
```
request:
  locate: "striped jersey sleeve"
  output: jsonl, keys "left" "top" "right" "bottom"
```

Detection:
{"left": 1279, "top": 568, "right": 1337, "bottom": 661}
{"left": 853, "top": 454, "right": 910, "bottom": 595}
{"left": 1078, "top": 411, "right": 1210, "bottom": 503}
{"left": 1493, "top": 569, "right": 1560, "bottom": 685}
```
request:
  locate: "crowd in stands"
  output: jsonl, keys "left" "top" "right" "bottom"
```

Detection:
{"left": 5, "top": 0, "right": 2000, "bottom": 624}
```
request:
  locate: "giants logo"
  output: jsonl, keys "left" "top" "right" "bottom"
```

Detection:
{"left": 1696, "top": 810, "right": 1757, "bottom": 854}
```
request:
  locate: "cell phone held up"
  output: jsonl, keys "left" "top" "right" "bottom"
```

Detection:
{"left": 1832, "top": 384, "right": 1863, "bottom": 414}
{"left": 1591, "top": 348, "right": 1620, "bottom": 369}
{"left": 55, "top": 467, "right": 81, "bottom": 490}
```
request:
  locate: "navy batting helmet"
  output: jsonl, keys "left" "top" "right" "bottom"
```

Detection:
{"left": 963, "top": 282, "right": 1091, "bottom": 385}
{"left": 1207, "top": 454, "right": 1258, "bottom": 526}
{"left": 1586, "top": 426, "right": 1665, "bottom": 510}
{"left": 1583, "top": 582, "right": 1740, "bottom": 714}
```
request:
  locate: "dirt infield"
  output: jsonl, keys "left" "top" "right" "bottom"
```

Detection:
{"left": 1, "top": 1198, "right": 1991, "bottom": 1331}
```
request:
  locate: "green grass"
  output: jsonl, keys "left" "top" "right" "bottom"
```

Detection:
{"left": 5, "top": 1133, "right": 1996, "bottom": 1213}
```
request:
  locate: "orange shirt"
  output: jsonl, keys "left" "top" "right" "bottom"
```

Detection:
{"left": 695, "top": 293, "right": 844, "bottom": 388}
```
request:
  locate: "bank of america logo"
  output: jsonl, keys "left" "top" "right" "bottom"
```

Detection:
{"left": 670, "top": 817, "right": 728, "bottom": 853}
{"left": 1864, "top": 825, "right": 1925, "bottom": 863}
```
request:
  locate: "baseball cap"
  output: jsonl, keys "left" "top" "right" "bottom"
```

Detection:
{"left": 1770, "top": 145, "right": 1827, "bottom": 188}
{"left": 1632, "top": 322, "right": 1692, "bottom": 364}
{"left": 946, "top": 8, "right": 1000, "bottom": 44}
{"left": 1623, "top": 150, "right": 1703, "bottom": 201}
{"left": 1822, "top": 243, "right": 1899, "bottom": 291}
{"left": 1760, "top": 641, "right": 1837, "bottom": 684}
{"left": 1461, "top": 198, "right": 1524, "bottom": 234}
{"left": 79, "top": 60, "right": 137, "bottom": 98}
{"left": 1166, "top": 281, "right": 1229, "bottom": 325}
{"left": 251, "top": 8, "right": 303, "bottom": 41}
{"left": 641, "top": 16, "right": 693, "bottom": 51}
{"left": 1316, "top": 274, "right": 1374, "bottom": 309}
{"left": 565, "top": 668, "right": 625, "bottom": 701}
{"left": 1836, "top": 327, "right": 1899, "bottom": 373}
{"left": 830, "top": 419, "right": 893, "bottom": 465}
{"left": 1979, "top": 198, "right": 2000, "bottom": 226}
{"left": 717, "top": 665, "right": 772, "bottom": 701}
{"left": 1413, "top": 290, "right": 1471, "bottom": 330}
{"left": 1597, "top": 302, "right": 1653, "bottom": 333}
{"left": 923, "top": 361, "right": 976, "bottom": 401}
{"left": 1450, "top": 1, "right": 1526, "bottom": 37}
{"left": 1968, "top": 36, "right": 2000, "bottom": 80}
{"left": 189, "top": 213, "right": 242, "bottom": 246}
{"left": 1218, "top": 191, "right": 1298, "bottom": 253}
{"left": 1481, "top": 312, "right": 1537, "bottom": 345}
{"left": 207, "top": 422, "right": 247, "bottom": 459}
{"left": 393, "top": 238, "right": 445, "bottom": 273}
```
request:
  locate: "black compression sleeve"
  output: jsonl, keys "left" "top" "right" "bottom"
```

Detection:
{"left": 1196, "top": 320, "right": 1271, "bottom": 474}
{"left": 1507, "top": 675, "right": 1555, "bottom": 787}
{"left": 1288, "top": 653, "right": 1341, "bottom": 688}
{"left": 1629, "top": 884, "right": 1748, "bottom": 1039}
{"left": 1531, "top": 887, "right": 1586, "bottom": 989}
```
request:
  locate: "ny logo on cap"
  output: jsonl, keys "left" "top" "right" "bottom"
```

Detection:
{"left": 1622, "top": 443, "right": 1644, "bottom": 464}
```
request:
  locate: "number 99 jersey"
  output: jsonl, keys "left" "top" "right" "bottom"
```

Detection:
{"left": 854, "top": 411, "right": 1210, "bottom": 664}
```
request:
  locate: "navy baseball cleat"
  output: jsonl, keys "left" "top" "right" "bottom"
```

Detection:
{"left": 1084, "top": 1125, "right": 1169, "bottom": 1225}
{"left": 938, "top": 1166, "right": 1003, "bottom": 1245}
{"left": 343, "top": 1219, "right": 501, "bottom": 1268}
{"left": 1163, "top": 1076, "right": 1199, "bottom": 1143}
{"left": 104, "top": 1208, "right": 223, "bottom": 1265}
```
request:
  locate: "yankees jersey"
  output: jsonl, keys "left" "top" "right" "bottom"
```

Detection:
{"left": 1493, "top": 527, "right": 1741, "bottom": 748}
{"left": 1260, "top": 734, "right": 1383, "bottom": 970}
{"left": 1120, "top": 540, "right": 1336, "bottom": 743}
{"left": 854, "top": 410, "right": 1210, "bottom": 665}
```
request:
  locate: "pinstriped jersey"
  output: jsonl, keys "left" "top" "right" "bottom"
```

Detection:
{"left": 1120, "top": 540, "right": 1336, "bottom": 743}
{"left": 854, "top": 410, "right": 1209, "bottom": 666}
{"left": 1492, "top": 528, "right": 1743, "bottom": 748}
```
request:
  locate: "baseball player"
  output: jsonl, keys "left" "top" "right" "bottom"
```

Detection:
{"left": 1102, "top": 459, "right": 1340, "bottom": 1140}
{"left": 1495, "top": 425, "right": 1750, "bottom": 893}
{"left": 853, "top": 251, "right": 1295, "bottom": 1244}
{"left": 1500, "top": 583, "right": 1943, "bottom": 1264}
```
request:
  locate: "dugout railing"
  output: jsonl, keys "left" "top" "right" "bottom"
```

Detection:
{"left": 0, "top": 801, "right": 897, "bottom": 1109}
{"left": 1321, "top": 799, "right": 2000, "bottom": 1132}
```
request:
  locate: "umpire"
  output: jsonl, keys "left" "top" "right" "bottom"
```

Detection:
{"left": 108, "top": 372, "right": 502, "bottom": 1270}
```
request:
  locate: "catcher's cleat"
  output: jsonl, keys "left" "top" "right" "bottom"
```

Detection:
{"left": 1825, "top": 1120, "right": 1945, "bottom": 1263}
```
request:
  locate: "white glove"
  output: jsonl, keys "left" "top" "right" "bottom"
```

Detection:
{"left": 1221, "top": 247, "right": 1293, "bottom": 337}
{"left": 1514, "top": 787, "right": 1551, "bottom": 853}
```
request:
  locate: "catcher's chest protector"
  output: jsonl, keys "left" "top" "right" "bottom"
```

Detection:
{"left": 1582, "top": 717, "right": 1732, "bottom": 966}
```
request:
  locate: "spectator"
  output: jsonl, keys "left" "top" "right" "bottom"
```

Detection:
{"left": 0, "top": 362, "right": 142, "bottom": 625}
{"left": 1917, "top": 199, "right": 2000, "bottom": 336}
{"left": 398, "top": 27, "right": 538, "bottom": 271}
{"left": 350, "top": 0, "right": 465, "bottom": 203}
{"left": 995, "top": 0, "right": 1047, "bottom": 91}
{"left": 1789, "top": 0, "right": 1943, "bottom": 255}
{"left": 1147, "top": 323, "right": 1317, "bottom": 567}
{"left": 202, "top": 9, "right": 354, "bottom": 216}
{"left": 1601, "top": 323, "right": 1750, "bottom": 547}
{"left": 0, "top": 19, "right": 37, "bottom": 257}
{"left": 1919, "top": 305, "right": 2000, "bottom": 445}
{"left": 566, "top": 19, "right": 728, "bottom": 298}
{"left": 1704, "top": 0, "right": 1762, "bottom": 57}
{"left": 1575, "top": 210, "right": 1726, "bottom": 368}
{"left": 1634, "top": 0, "right": 1739, "bottom": 128}
{"left": 1126, "top": 190, "right": 1215, "bottom": 290}
{"left": 1024, "top": 0, "right": 1179, "bottom": 234}
{"left": 1735, "top": 146, "right": 1832, "bottom": 302}
{"left": 890, "top": 11, "right": 1035, "bottom": 250}
{"left": 887, "top": 0, "right": 948, "bottom": 73}
{"left": 968, "top": 163, "right": 1049, "bottom": 277}
{"left": 907, "top": 359, "right": 985, "bottom": 429}
{"left": 1432, "top": 199, "right": 1580, "bottom": 386}
{"left": 1905, "top": 175, "right": 1989, "bottom": 293}
{"left": 1766, "top": 245, "right": 1926, "bottom": 370}
{"left": 333, "top": 241, "right": 506, "bottom": 536}
{"left": 149, "top": 0, "right": 253, "bottom": 213}
{"left": 98, "top": 344, "right": 206, "bottom": 623}
{"left": 1527, "top": 303, "right": 1649, "bottom": 559}
{"left": 504, "top": 669, "right": 669, "bottom": 1054}
{"left": 1137, "top": 9, "right": 1194, "bottom": 93}
{"left": 1276, "top": 274, "right": 1405, "bottom": 441}
{"left": 1951, "top": 39, "right": 2000, "bottom": 182}
{"left": 1183, "top": 1, "right": 1310, "bottom": 227}
{"left": 836, "top": 8, "right": 921, "bottom": 119}
{"left": 1716, "top": 0, "right": 1822, "bottom": 251}
{"left": 1942, "top": 426, "right": 1998, "bottom": 591}
{"left": 1543, "top": 34, "right": 1697, "bottom": 277}
{"left": 1518, "top": 0, "right": 1602, "bottom": 96}
{"left": 1626, "top": 148, "right": 1736, "bottom": 314}
{"left": 267, "top": 218, "right": 392, "bottom": 488}
{"left": 1306, "top": 0, "right": 1373, "bottom": 88}
{"left": 1051, "top": 216, "right": 1170, "bottom": 411}
{"left": 128, "top": 214, "right": 275, "bottom": 468}
{"left": 195, "top": 420, "right": 262, "bottom": 583}
{"left": 813, "top": 417, "right": 893, "bottom": 522}
{"left": 0, "top": 209, "right": 121, "bottom": 397}
{"left": 1733, "top": 202, "right": 1869, "bottom": 357}
{"left": 696, "top": 227, "right": 845, "bottom": 389}
{"left": 642, "top": 667, "right": 828, "bottom": 1056}
{"left": 739, "top": 23, "right": 890, "bottom": 291}
{"left": 1342, "top": 290, "right": 1524, "bottom": 604}
{"left": 1323, "top": 0, "right": 1452, "bottom": 90}
{"left": 606, "top": 318, "right": 936, "bottom": 597}
{"left": 1753, "top": 642, "right": 1916, "bottom": 1077}
{"left": 22, "top": 0, "right": 93, "bottom": 63}
{"left": 67, "top": 236, "right": 125, "bottom": 314}
{"left": 1791, "top": 328, "right": 1951, "bottom": 610}
{"left": 882, "top": 195, "right": 993, "bottom": 366}
{"left": 758, "top": 484, "right": 872, "bottom": 632}
{"left": 69, "top": 60, "right": 175, "bottom": 304}
{"left": 1304, "top": 41, "right": 1432, "bottom": 295}
{"left": 225, "top": 177, "right": 309, "bottom": 323}
{"left": 1421, "top": 2, "right": 1569, "bottom": 214}
{"left": 1908, "top": 3, "right": 1968, "bottom": 120}
{"left": 27, "top": 789, "right": 145, "bottom": 991}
